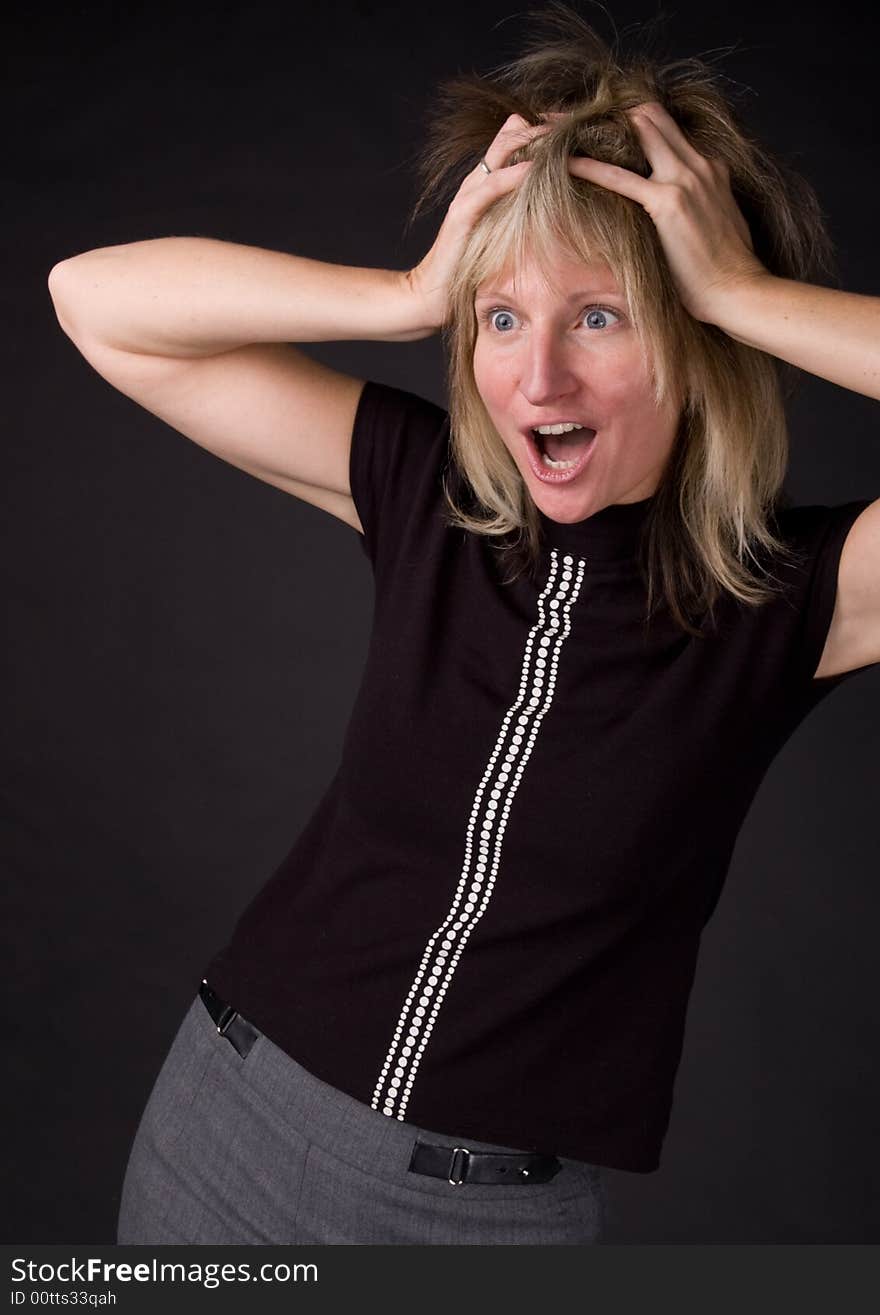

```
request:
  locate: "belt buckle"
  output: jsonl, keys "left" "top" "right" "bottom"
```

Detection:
{"left": 448, "top": 1146, "right": 470, "bottom": 1186}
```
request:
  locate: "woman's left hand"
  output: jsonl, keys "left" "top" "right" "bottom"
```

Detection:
{"left": 567, "top": 101, "right": 769, "bottom": 324}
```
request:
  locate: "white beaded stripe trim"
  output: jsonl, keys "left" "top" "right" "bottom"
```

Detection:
{"left": 370, "top": 550, "right": 587, "bottom": 1121}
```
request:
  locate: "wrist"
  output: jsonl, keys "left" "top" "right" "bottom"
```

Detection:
{"left": 704, "top": 267, "right": 778, "bottom": 342}
{"left": 397, "top": 267, "right": 444, "bottom": 341}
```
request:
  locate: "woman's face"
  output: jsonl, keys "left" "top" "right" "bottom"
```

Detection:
{"left": 472, "top": 248, "right": 681, "bottom": 524}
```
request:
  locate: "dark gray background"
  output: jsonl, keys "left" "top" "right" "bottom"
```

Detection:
{"left": 4, "top": 0, "right": 879, "bottom": 1243}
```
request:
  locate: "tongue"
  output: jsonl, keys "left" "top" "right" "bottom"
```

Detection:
{"left": 543, "top": 429, "right": 596, "bottom": 461}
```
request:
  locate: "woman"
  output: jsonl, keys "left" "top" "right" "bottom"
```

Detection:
{"left": 48, "top": 5, "right": 879, "bottom": 1245}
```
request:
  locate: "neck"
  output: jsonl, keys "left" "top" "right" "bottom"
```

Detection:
{"left": 537, "top": 495, "right": 655, "bottom": 563}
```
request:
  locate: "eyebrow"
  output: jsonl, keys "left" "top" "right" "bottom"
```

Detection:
{"left": 474, "top": 287, "right": 622, "bottom": 303}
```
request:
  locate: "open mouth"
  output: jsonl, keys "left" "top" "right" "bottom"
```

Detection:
{"left": 525, "top": 427, "right": 598, "bottom": 483}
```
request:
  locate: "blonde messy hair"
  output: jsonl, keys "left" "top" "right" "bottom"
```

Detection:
{"left": 403, "top": 2, "right": 837, "bottom": 636}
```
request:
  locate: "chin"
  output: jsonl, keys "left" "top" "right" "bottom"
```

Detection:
{"left": 538, "top": 495, "right": 599, "bottom": 525}
{"left": 523, "top": 478, "right": 593, "bottom": 521}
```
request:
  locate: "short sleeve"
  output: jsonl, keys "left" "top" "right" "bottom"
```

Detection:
{"left": 773, "top": 497, "right": 874, "bottom": 716}
{"left": 348, "top": 378, "right": 451, "bottom": 575}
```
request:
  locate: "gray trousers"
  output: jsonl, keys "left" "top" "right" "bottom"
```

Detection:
{"left": 117, "top": 991, "right": 608, "bottom": 1245}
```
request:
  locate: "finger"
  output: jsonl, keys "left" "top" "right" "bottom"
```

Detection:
{"left": 496, "top": 112, "right": 552, "bottom": 141}
{"left": 483, "top": 120, "right": 553, "bottom": 172}
{"left": 499, "top": 116, "right": 555, "bottom": 142}
{"left": 626, "top": 108, "right": 684, "bottom": 178}
{"left": 567, "top": 154, "right": 652, "bottom": 206}
{"left": 464, "top": 155, "right": 533, "bottom": 192}
{"left": 628, "top": 103, "right": 709, "bottom": 177}
{"left": 456, "top": 159, "right": 535, "bottom": 218}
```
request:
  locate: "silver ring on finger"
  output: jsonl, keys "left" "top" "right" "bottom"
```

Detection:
{"left": 479, "top": 157, "right": 492, "bottom": 175}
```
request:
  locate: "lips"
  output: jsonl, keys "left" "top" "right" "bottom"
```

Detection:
{"left": 523, "top": 426, "right": 598, "bottom": 485}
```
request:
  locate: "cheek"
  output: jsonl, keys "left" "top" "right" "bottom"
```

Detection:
{"left": 472, "top": 347, "right": 500, "bottom": 397}
{"left": 603, "top": 381, "right": 675, "bottom": 458}
{"left": 608, "top": 372, "right": 662, "bottom": 425}
{"left": 598, "top": 357, "right": 649, "bottom": 405}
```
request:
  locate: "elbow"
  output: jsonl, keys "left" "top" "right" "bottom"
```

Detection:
{"left": 47, "top": 258, "right": 87, "bottom": 338}
{"left": 47, "top": 272, "right": 72, "bottom": 338}
{"left": 47, "top": 245, "right": 124, "bottom": 338}
{"left": 47, "top": 254, "right": 81, "bottom": 293}
{"left": 47, "top": 259, "right": 67, "bottom": 301}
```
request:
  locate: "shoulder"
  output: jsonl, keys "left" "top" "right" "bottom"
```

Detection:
{"left": 355, "top": 379, "right": 449, "bottom": 434}
{"left": 349, "top": 379, "right": 452, "bottom": 570}
{"left": 767, "top": 495, "right": 879, "bottom": 680}
{"left": 767, "top": 496, "right": 870, "bottom": 547}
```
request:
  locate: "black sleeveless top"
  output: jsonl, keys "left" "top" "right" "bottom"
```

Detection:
{"left": 203, "top": 379, "right": 873, "bottom": 1172}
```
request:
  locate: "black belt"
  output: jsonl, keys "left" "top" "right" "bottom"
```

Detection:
{"left": 199, "top": 980, "right": 562, "bottom": 1188}
{"left": 408, "top": 1140, "right": 562, "bottom": 1187}
{"left": 199, "top": 979, "right": 260, "bottom": 1058}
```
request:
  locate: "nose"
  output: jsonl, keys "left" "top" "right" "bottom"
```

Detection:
{"left": 517, "top": 330, "right": 582, "bottom": 407}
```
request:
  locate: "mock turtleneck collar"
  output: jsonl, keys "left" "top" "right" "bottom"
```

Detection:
{"left": 538, "top": 495, "right": 655, "bottom": 563}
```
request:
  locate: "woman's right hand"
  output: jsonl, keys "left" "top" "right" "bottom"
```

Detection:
{"left": 404, "top": 112, "right": 565, "bottom": 331}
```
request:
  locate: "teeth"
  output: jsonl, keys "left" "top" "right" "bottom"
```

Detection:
{"left": 541, "top": 453, "right": 577, "bottom": 469}
{"left": 533, "top": 422, "right": 585, "bottom": 435}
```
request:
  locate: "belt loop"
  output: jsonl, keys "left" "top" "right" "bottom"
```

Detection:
{"left": 448, "top": 1147, "right": 470, "bottom": 1186}
{"left": 216, "top": 1003, "right": 237, "bottom": 1035}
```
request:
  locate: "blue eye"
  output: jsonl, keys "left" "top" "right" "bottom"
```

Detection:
{"left": 481, "top": 305, "right": 621, "bottom": 333}
{"left": 488, "top": 310, "right": 517, "bottom": 332}
{"left": 583, "top": 307, "right": 619, "bottom": 330}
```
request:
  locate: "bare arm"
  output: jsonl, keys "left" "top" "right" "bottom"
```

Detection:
{"left": 47, "top": 237, "right": 435, "bottom": 352}
{"left": 47, "top": 239, "right": 434, "bottom": 527}
{"left": 47, "top": 115, "right": 552, "bottom": 524}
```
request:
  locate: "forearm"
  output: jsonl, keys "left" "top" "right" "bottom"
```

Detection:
{"left": 711, "top": 273, "right": 880, "bottom": 403}
{"left": 47, "top": 236, "right": 435, "bottom": 356}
